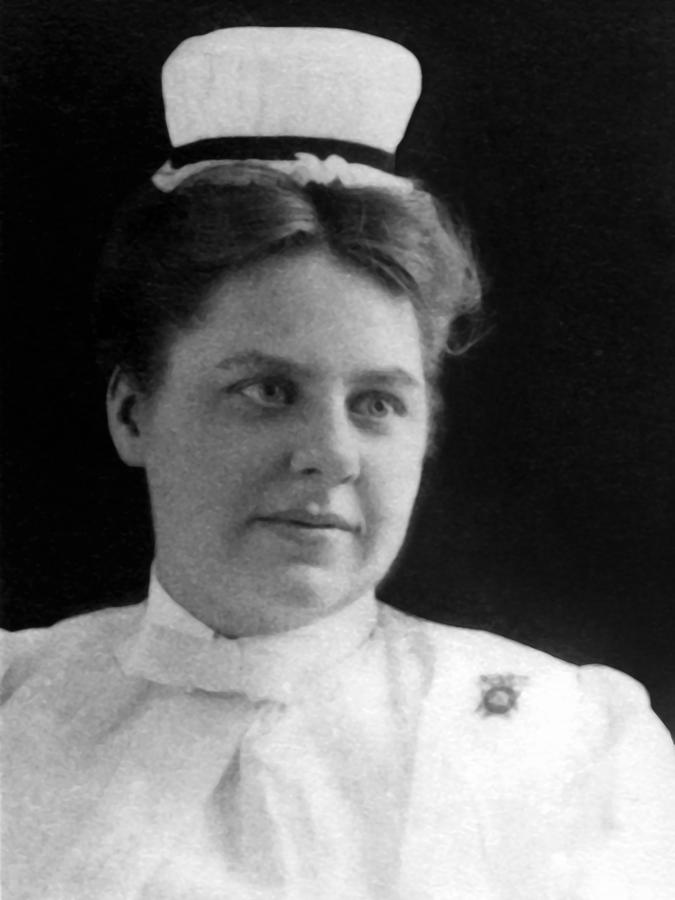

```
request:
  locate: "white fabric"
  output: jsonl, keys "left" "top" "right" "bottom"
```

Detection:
{"left": 151, "top": 153, "right": 415, "bottom": 194}
{"left": 161, "top": 28, "right": 421, "bottom": 153}
{"left": 2, "top": 577, "right": 675, "bottom": 899}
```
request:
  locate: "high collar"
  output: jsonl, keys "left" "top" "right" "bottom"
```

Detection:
{"left": 115, "top": 571, "right": 378, "bottom": 703}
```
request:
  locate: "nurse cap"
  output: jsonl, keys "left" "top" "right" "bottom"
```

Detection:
{"left": 152, "top": 27, "right": 422, "bottom": 193}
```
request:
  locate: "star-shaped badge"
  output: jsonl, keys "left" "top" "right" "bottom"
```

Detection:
{"left": 476, "top": 673, "right": 529, "bottom": 717}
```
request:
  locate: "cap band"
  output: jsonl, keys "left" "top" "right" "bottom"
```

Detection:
{"left": 170, "top": 137, "right": 395, "bottom": 173}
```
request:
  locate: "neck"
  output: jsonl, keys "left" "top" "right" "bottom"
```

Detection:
{"left": 152, "top": 560, "right": 365, "bottom": 638}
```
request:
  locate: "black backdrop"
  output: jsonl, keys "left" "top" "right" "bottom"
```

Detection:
{"left": 3, "top": 0, "right": 675, "bottom": 730}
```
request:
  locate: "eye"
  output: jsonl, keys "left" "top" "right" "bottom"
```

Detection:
{"left": 233, "top": 378, "right": 296, "bottom": 407}
{"left": 352, "top": 391, "right": 406, "bottom": 419}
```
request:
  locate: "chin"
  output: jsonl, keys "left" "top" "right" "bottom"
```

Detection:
{"left": 268, "top": 563, "right": 365, "bottom": 613}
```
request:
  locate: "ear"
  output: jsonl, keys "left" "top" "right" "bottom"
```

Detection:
{"left": 106, "top": 367, "right": 151, "bottom": 467}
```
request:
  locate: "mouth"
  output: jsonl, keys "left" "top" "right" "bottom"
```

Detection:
{"left": 257, "top": 509, "right": 358, "bottom": 533}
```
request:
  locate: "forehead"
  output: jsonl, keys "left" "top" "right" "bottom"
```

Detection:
{"left": 166, "top": 248, "right": 425, "bottom": 379}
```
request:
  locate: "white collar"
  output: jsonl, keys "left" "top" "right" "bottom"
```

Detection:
{"left": 115, "top": 570, "right": 378, "bottom": 702}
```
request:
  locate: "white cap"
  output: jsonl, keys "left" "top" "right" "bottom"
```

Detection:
{"left": 161, "top": 27, "right": 422, "bottom": 156}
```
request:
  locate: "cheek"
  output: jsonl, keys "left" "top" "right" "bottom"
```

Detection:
{"left": 363, "top": 437, "right": 426, "bottom": 532}
{"left": 150, "top": 424, "right": 285, "bottom": 525}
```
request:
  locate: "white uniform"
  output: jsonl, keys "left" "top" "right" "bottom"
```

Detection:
{"left": 2, "top": 574, "right": 674, "bottom": 899}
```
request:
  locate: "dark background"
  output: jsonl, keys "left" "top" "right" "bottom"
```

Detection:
{"left": 3, "top": 0, "right": 674, "bottom": 729}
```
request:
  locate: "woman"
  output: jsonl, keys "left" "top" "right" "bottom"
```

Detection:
{"left": 2, "top": 26, "right": 674, "bottom": 899}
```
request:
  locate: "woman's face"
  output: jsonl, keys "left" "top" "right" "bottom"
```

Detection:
{"left": 128, "top": 247, "right": 429, "bottom": 635}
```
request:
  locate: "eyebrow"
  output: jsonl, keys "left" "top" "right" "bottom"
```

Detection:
{"left": 215, "top": 350, "right": 423, "bottom": 389}
{"left": 216, "top": 351, "right": 312, "bottom": 377}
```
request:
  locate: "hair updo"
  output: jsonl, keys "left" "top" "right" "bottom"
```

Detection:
{"left": 94, "top": 163, "right": 483, "bottom": 397}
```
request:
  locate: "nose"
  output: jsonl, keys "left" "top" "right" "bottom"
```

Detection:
{"left": 289, "top": 399, "right": 361, "bottom": 484}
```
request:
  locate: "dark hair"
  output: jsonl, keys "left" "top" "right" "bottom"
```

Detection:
{"left": 94, "top": 163, "right": 482, "bottom": 397}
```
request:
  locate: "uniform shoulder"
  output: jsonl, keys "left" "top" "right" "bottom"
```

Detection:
{"left": 1, "top": 604, "right": 144, "bottom": 700}
{"left": 378, "top": 604, "right": 672, "bottom": 748}
{"left": 573, "top": 663, "right": 673, "bottom": 749}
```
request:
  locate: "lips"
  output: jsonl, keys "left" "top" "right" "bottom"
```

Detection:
{"left": 257, "top": 508, "right": 357, "bottom": 532}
